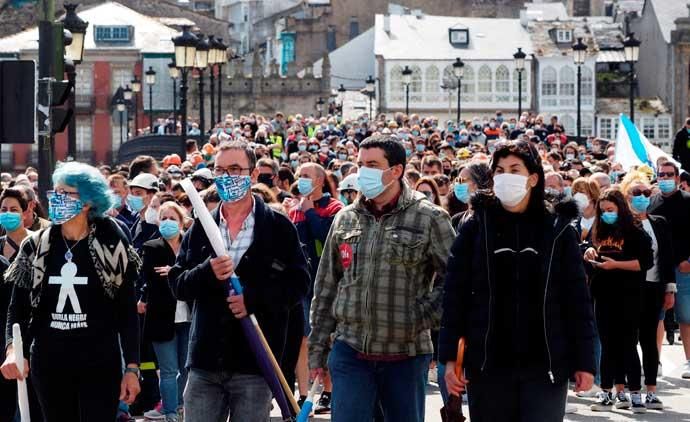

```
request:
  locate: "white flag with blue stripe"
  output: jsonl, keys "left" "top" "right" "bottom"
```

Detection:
{"left": 614, "top": 114, "right": 680, "bottom": 171}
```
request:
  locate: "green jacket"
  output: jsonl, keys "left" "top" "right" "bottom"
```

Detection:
{"left": 308, "top": 182, "right": 455, "bottom": 368}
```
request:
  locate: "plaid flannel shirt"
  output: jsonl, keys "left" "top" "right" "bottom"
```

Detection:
{"left": 219, "top": 200, "right": 256, "bottom": 268}
{"left": 308, "top": 182, "right": 456, "bottom": 368}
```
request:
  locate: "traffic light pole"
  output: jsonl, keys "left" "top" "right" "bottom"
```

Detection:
{"left": 66, "top": 61, "right": 76, "bottom": 160}
{"left": 37, "top": 0, "right": 55, "bottom": 209}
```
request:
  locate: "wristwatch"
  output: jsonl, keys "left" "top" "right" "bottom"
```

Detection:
{"left": 124, "top": 367, "right": 141, "bottom": 378}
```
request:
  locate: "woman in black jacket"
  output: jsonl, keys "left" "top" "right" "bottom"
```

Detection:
{"left": 621, "top": 172, "right": 676, "bottom": 410}
{"left": 140, "top": 201, "right": 190, "bottom": 421}
{"left": 584, "top": 188, "right": 653, "bottom": 414}
{"left": 440, "top": 140, "right": 597, "bottom": 421}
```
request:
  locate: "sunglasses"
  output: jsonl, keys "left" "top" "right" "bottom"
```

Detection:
{"left": 631, "top": 188, "right": 652, "bottom": 197}
{"left": 657, "top": 171, "right": 676, "bottom": 178}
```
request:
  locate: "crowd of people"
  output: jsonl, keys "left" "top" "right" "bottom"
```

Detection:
{"left": 1, "top": 109, "right": 690, "bottom": 422}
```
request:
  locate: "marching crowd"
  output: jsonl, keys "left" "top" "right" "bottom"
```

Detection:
{"left": 1, "top": 109, "right": 690, "bottom": 422}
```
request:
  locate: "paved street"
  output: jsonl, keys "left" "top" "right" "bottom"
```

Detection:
{"left": 270, "top": 337, "right": 690, "bottom": 421}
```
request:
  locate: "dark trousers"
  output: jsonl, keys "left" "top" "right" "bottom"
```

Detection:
{"left": 467, "top": 371, "right": 568, "bottom": 422}
{"left": 595, "top": 282, "right": 642, "bottom": 391}
{"left": 0, "top": 374, "right": 43, "bottom": 422}
{"left": 31, "top": 357, "right": 121, "bottom": 422}
{"left": 281, "top": 303, "right": 304, "bottom": 393}
{"left": 639, "top": 282, "right": 666, "bottom": 387}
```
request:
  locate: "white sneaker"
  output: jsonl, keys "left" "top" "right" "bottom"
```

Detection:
{"left": 682, "top": 361, "right": 690, "bottom": 379}
{"left": 144, "top": 409, "right": 166, "bottom": 420}
{"left": 428, "top": 368, "right": 438, "bottom": 384}
{"left": 576, "top": 384, "right": 602, "bottom": 398}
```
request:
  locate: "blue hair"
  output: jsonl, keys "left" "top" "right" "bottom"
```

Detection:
{"left": 52, "top": 161, "right": 116, "bottom": 219}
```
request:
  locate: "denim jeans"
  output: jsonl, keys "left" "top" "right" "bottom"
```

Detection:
{"left": 183, "top": 368, "right": 271, "bottom": 422}
{"left": 594, "top": 334, "right": 602, "bottom": 386}
{"left": 152, "top": 322, "right": 190, "bottom": 416}
{"left": 437, "top": 362, "right": 449, "bottom": 404}
{"left": 327, "top": 340, "right": 431, "bottom": 422}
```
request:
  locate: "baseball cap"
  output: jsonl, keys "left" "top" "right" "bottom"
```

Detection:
{"left": 191, "top": 168, "right": 214, "bottom": 182}
{"left": 129, "top": 173, "right": 159, "bottom": 191}
{"left": 338, "top": 173, "right": 359, "bottom": 192}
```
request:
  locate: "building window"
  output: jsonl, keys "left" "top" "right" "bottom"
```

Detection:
{"left": 477, "top": 65, "right": 492, "bottom": 102}
{"left": 389, "top": 65, "right": 404, "bottom": 102}
{"left": 581, "top": 66, "right": 594, "bottom": 106}
{"left": 448, "top": 27, "right": 469, "bottom": 46}
{"left": 349, "top": 18, "right": 359, "bottom": 40}
{"left": 599, "top": 117, "right": 613, "bottom": 139}
{"left": 512, "top": 68, "right": 528, "bottom": 102}
{"left": 461, "top": 65, "right": 474, "bottom": 102}
{"left": 76, "top": 117, "right": 93, "bottom": 160}
{"left": 495, "top": 65, "right": 510, "bottom": 102}
{"left": 326, "top": 26, "right": 336, "bottom": 52}
{"left": 562, "top": 115, "right": 575, "bottom": 136}
{"left": 94, "top": 26, "right": 131, "bottom": 43}
{"left": 556, "top": 29, "right": 572, "bottom": 43}
{"left": 657, "top": 117, "right": 671, "bottom": 139}
{"left": 111, "top": 68, "right": 133, "bottom": 93}
{"left": 409, "top": 65, "right": 422, "bottom": 102}
{"left": 642, "top": 117, "right": 656, "bottom": 138}
{"left": 424, "top": 65, "right": 440, "bottom": 103}
{"left": 559, "top": 67, "right": 575, "bottom": 106}
{"left": 582, "top": 114, "right": 594, "bottom": 137}
{"left": 541, "top": 66, "right": 557, "bottom": 107}
{"left": 75, "top": 65, "right": 93, "bottom": 96}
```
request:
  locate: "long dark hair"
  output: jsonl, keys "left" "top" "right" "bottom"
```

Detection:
{"left": 592, "top": 188, "right": 639, "bottom": 246}
{"left": 490, "top": 140, "right": 546, "bottom": 216}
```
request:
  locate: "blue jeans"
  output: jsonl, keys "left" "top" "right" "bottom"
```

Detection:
{"left": 675, "top": 269, "right": 690, "bottom": 324}
{"left": 327, "top": 340, "right": 431, "bottom": 422}
{"left": 152, "top": 322, "right": 190, "bottom": 416}
{"left": 183, "top": 368, "right": 271, "bottom": 422}
{"left": 594, "top": 334, "right": 602, "bottom": 386}
{"left": 437, "top": 362, "right": 449, "bottom": 404}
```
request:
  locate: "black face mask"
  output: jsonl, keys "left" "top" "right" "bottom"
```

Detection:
{"left": 258, "top": 173, "right": 274, "bottom": 188}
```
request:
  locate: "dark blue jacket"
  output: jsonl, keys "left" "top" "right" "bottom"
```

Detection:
{"left": 169, "top": 196, "right": 310, "bottom": 374}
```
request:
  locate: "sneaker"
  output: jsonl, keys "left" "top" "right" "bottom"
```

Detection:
{"left": 591, "top": 391, "right": 614, "bottom": 412}
{"left": 165, "top": 415, "right": 179, "bottom": 422}
{"left": 144, "top": 409, "right": 166, "bottom": 420}
{"left": 116, "top": 412, "right": 135, "bottom": 422}
{"left": 645, "top": 392, "right": 664, "bottom": 410}
{"left": 314, "top": 392, "right": 331, "bottom": 414}
{"left": 615, "top": 391, "right": 631, "bottom": 409}
{"left": 428, "top": 367, "right": 438, "bottom": 384}
{"left": 630, "top": 392, "right": 647, "bottom": 414}
{"left": 682, "top": 361, "right": 690, "bottom": 379}
{"left": 297, "top": 395, "right": 307, "bottom": 409}
{"left": 576, "top": 384, "right": 602, "bottom": 398}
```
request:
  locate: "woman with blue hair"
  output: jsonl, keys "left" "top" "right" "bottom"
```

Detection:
{"left": 0, "top": 161, "right": 142, "bottom": 421}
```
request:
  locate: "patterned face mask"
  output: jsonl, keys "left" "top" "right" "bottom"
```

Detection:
{"left": 215, "top": 175, "right": 251, "bottom": 203}
{"left": 48, "top": 191, "right": 84, "bottom": 225}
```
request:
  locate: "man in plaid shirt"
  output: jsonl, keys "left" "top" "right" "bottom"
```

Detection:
{"left": 308, "top": 135, "right": 455, "bottom": 422}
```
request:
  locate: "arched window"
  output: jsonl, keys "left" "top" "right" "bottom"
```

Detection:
{"left": 495, "top": 65, "right": 510, "bottom": 102}
{"left": 461, "top": 64, "right": 475, "bottom": 102}
{"left": 541, "top": 66, "right": 557, "bottom": 107}
{"left": 561, "top": 114, "right": 575, "bottom": 135}
{"left": 559, "top": 67, "right": 575, "bottom": 106}
{"left": 409, "top": 65, "right": 423, "bottom": 102}
{"left": 477, "top": 65, "right": 492, "bottom": 102}
{"left": 389, "top": 65, "right": 403, "bottom": 102}
{"left": 424, "top": 65, "right": 440, "bottom": 103}
{"left": 513, "top": 68, "right": 528, "bottom": 102}
{"left": 581, "top": 66, "right": 594, "bottom": 106}
{"left": 582, "top": 114, "right": 594, "bottom": 137}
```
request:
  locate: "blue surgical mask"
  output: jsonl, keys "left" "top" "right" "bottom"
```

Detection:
{"left": 357, "top": 166, "right": 389, "bottom": 199}
{"left": 658, "top": 179, "right": 676, "bottom": 194}
{"left": 159, "top": 219, "right": 181, "bottom": 240}
{"left": 563, "top": 186, "right": 572, "bottom": 197}
{"left": 439, "top": 153, "right": 446, "bottom": 160}
{"left": 601, "top": 211, "right": 618, "bottom": 225}
{"left": 298, "top": 178, "right": 314, "bottom": 196}
{"left": 416, "top": 144, "right": 425, "bottom": 152}
{"left": 291, "top": 160, "right": 299, "bottom": 168}
{"left": 454, "top": 183, "right": 470, "bottom": 204}
{"left": 631, "top": 195, "right": 650, "bottom": 213}
{"left": 334, "top": 170, "right": 342, "bottom": 180}
{"left": 298, "top": 145, "right": 307, "bottom": 152}
{"left": 0, "top": 212, "right": 22, "bottom": 232}
{"left": 215, "top": 175, "right": 251, "bottom": 202}
{"left": 127, "top": 194, "right": 145, "bottom": 212}
{"left": 405, "top": 149, "right": 412, "bottom": 157}
{"left": 339, "top": 194, "right": 349, "bottom": 205}
{"left": 610, "top": 171, "right": 619, "bottom": 184}
{"left": 338, "top": 153, "right": 348, "bottom": 161}
{"left": 412, "top": 131, "right": 420, "bottom": 136}
{"left": 48, "top": 191, "right": 84, "bottom": 225}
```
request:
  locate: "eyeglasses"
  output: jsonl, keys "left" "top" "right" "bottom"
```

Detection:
{"left": 631, "top": 188, "right": 652, "bottom": 197}
{"left": 47, "top": 189, "right": 80, "bottom": 199}
{"left": 213, "top": 166, "right": 253, "bottom": 177}
{"left": 657, "top": 171, "right": 676, "bottom": 178}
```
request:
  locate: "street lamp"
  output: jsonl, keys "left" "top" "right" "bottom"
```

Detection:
{"left": 168, "top": 61, "right": 179, "bottom": 135}
{"left": 216, "top": 38, "right": 227, "bottom": 124}
{"left": 513, "top": 47, "right": 526, "bottom": 118}
{"left": 173, "top": 25, "right": 198, "bottom": 156}
{"left": 623, "top": 32, "right": 641, "bottom": 123}
{"left": 452, "top": 57, "right": 464, "bottom": 125}
{"left": 131, "top": 76, "right": 141, "bottom": 135}
{"left": 337, "top": 84, "right": 346, "bottom": 116}
{"left": 316, "top": 97, "right": 325, "bottom": 117}
{"left": 572, "top": 37, "right": 587, "bottom": 143}
{"left": 195, "top": 34, "right": 209, "bottom": 142}
{"left": 116, "top": 97, "right": 126, "bottom": 146}
{"left": 123, "top": 85, "right": 132, "bottom": 139}
{"left": 62, "top": 3, "right": 88, "bottom": 160}
{"left": 207, "top": 35, "right": 217, "bottom": 128}
{"left": 365, "top": 75, "right": 375, "bottom": 117}
{"left": 145, "top": 66, "right": 156, "bottom": 133}
{"left": 402, "top": 65, "right": 412, "bottom": 115}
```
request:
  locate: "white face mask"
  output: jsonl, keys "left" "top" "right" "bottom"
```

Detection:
{"left": 493, "top": 173, "right": 529, "bottom": 207}
{"left": 573, "top": 192, "right": 590, "bottom": 213}
{"left": 145, "top": 207, "right": 159, "bottom": 225}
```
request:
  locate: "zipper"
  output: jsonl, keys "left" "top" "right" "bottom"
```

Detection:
{"left": 515, "top": 223, "right": 520, "bottom": 369}
{"left": 481, "top": 211, "right": 492, "bottom": 372}
{"left": 543, "top": 220, "right": 569, "bottom": 384}
{"left": 363, "top": 215, "right": 383, "bottom": 354}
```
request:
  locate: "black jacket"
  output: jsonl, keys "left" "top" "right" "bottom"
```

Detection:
{"left": 673, "top": 127, "right": 690, "bottom": 172}
{"left": 439, "top": 193, "right": 597, "bottom": 383}
{"left": 169, "top": 196, "right": 310, "bottom": 374}
{"left": 141, "top": 238, "right": 191, "bottom": 342}
{"left": 645, "top": 215, "right": 675, "bottom": 286}
{"left": 648, "top": 190, "right": 690, "bottom": 265}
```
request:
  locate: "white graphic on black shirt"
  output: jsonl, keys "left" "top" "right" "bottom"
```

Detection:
{"left": 48, "top": 262, "right": 88, "bottom": 330}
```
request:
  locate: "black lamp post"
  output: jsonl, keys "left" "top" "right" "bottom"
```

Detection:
{"left": 401, "top": 65, "right": 412, "bottom": 115}
{"left": 623, "top": 32, "right": 641, "bottom": 123}
{"left": 168, "top": 61, "right": 179, "bottom": 135}
{"left": 452, "top": 57, "right": 464, "bottom": 125}
{"left": 365, "top": 75, "right": 375, "bottom": 117}
{"left": 62, "top": 3, "right": 88, "bottom": 160}
{"left": 123, "top": 85, "right": 133, "bottom": 139}
{"left": 195, "top": 34, "right": 209, "bottom": 142}
{"left": 572, "top": 37, "right": 587, "bottom": 143}
{"left": 207, "top": 35, "right": 217, "bottom": 128}
{"left": 116, "top": 97, "right": 126, "bottom": 146}
{"left": 337, "top": 84, "right": 346, "bottom": 116}
{"left": 513, "top": 47, "right": 526, "bottom": 118}
{"left": 172, "top": 25, "right": 199, "bottom": 156}
{"left": 316, "top": 97, "right": 325, "bottom": 117}
{"left": 145, "top": 66, "right": 156, "bottom": 133}
{"left": 216, "top": 38, "right": 227, "bottom": 124}
{"left": 131, "top": 76, "right": 141, "bottom": 135}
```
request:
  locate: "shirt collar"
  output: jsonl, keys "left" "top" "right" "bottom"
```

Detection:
{"left": 220, "top": 196, "right": 256, "bottom": 229}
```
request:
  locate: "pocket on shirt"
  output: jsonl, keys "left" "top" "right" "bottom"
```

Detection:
{"left": 386, "top": 228, "right": 425, "bottom": 266}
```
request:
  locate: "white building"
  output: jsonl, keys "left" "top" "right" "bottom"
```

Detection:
{"left": 373, "top": 13, "right": 534, "bottom": 119}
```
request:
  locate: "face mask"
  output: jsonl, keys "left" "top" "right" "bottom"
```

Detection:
{"left": 601, "top": 211, "right": 618, "bottom": 225}
{"left": 159, "top": 219, "right": 180, "bottom": 240}
{"left": 334, "top": 170, "right": 342, "bottom": 180}
{"left": 509, "top": 124, "right": 516, "bottom": 130}
{"left": 563, "top": 186, "right": 572, "bottom": 197}
{"left": 291, "top": 160, "right": 299, "bottom": 168}
{"left": 357, "top": 166, "right": 391, "bottom": 199}
{"left": 258, "top": 173, "right": 274, "bottom": 188}
{"left": 573, "top": 192, "right": 590, "bottom": 212}
{"left": 127, "top": 194, "right": 145, "bottom": 212}
{"left": 579, "top": 153, "right": 586, "bottom": 161}
{"left": 489, "top": 122, "right": 496, "bottom": 129}
{"left": 321, "top": 146, "right": 330, "bottom": 154}
{"left": 493, "top": 173, "right": 529, "bottom": 207}
{"left": 412, "top": 131, "right": 420, "bottom": 136}
{"left": 405, "top": 149, "right": 412, "bottom": 157}
{"left": 460, "top": 135, "right": 468, "bottom": 141}
{"left": 631, "top": 195, "right": 650, "bottom": 213}
{"left": 545, "top": 187, "right": 561, "bottom": 198}
{"left": 48, "top": 191, "right": 84, "bottom": 225}
{"left": 497, "top": 116, "right": 504, "bottom": 124}
{"left": 298, "top": 145, "right": 307, "bottom": 152}
{"left": 298, "top": 178, "right": 314, "bottom": 196}
{"left": 338, "top": 153, "right": 348, "bottom": 161}
{"left": 439, "top": 152, "right": 446, "bottom": 160}
{"left": 145, "top": 207, "right": 159, "bottom": 225}
{"left": 610, "top": 171, "right": 619, "bottom": 184}
{"left": 0, "top": 212, "right": 22, "bottom": 232}
{"left": 416, "top": 144, "right": 425, "bottom": 152}
{"left": 340, "top": 194, "right": 349, "bottom": 205}
{"left": 658, "top": 179, "right": 676, "bottom": 194}
{"left": 454, "top": 183, "right": 470, "bottom": 204}
{"left": 215, "top": 175, "right": 251, "bottom": 203}
{"left": 309, "top": 145, "right": 318, "bottom": 152}
{"left": 565, "top": 153, "right": 575, "bottom": 161}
